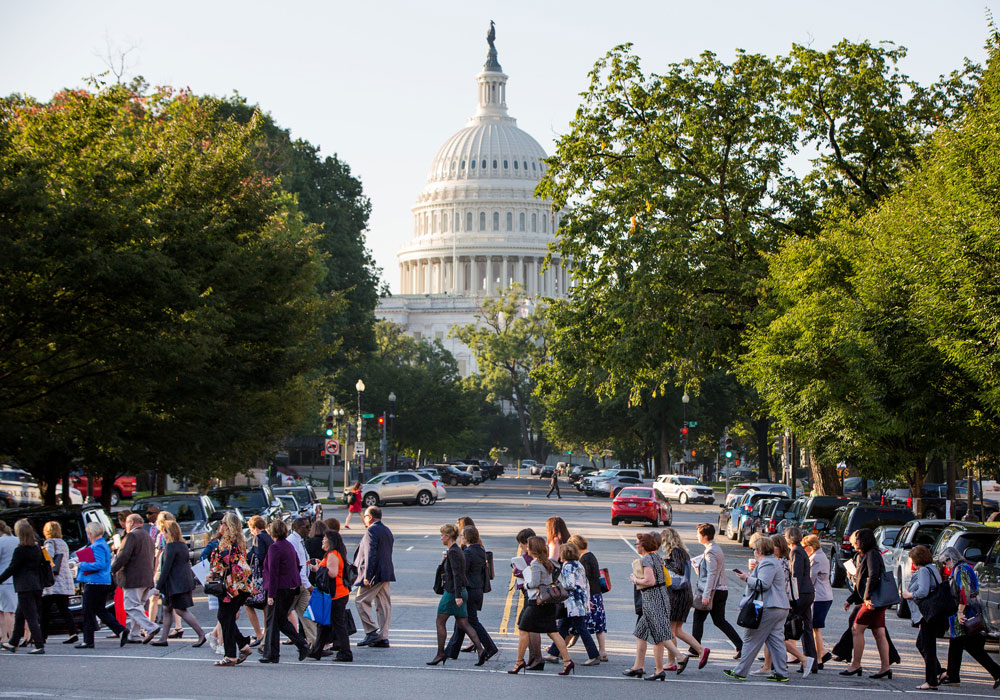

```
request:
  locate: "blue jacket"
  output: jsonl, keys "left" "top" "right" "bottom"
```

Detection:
{"left": 77, "top": 538, "right": 113, "bottom": 585}
{"left": 353, "top": 520, "right": 395, "bottom": 585}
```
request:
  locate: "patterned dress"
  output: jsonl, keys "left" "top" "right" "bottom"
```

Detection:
{"left": 634, "top": 552, "right": 673, "bottom": 643}
{"left": 665, "top": 547, "right": 693, "bottom": 623}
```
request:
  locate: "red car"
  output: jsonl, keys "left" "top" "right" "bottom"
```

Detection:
{"left": 63, "top": 473, "right": 137, "bottom": 506}
{"left": 611, "top": 487, "right": 673, "bottom": 527}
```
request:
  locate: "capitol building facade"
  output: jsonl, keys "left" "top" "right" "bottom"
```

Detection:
{"left": 377, "top": 29, "right": 570, "bottom": 376}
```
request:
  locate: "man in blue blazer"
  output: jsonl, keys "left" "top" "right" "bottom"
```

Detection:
{"left": 353, "top": 506, "right": 394, "bottom": 647}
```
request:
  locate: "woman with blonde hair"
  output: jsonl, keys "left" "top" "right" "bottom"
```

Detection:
{"left": 208, "top": 512, "right": 254, "bottom": 666}
{"left": 567, "top": 534, "right": 608, "bottom": 661}
{"left": 427, "top": 524, "right": 488, "bottom": 666}
{"left": 660, "top": 528, "right": 709, "bottom": 671}
{"left": 0, "top": 519, "right": 45, "bottom": 653}
{"left": 802, "top": 534, "right": 832, "bottom": 666}
{"left": 40, "top": 521, "right": 77, "bottom": 644}
{"left": 244, "top": 515, "right": 271, "bottom": 648}
{"left": 149, "top": 511, "right": 182, "bottom": 639}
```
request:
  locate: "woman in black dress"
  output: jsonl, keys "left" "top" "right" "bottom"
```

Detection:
{"left": 150, "top": 521, "right": 206, "bottom": 646}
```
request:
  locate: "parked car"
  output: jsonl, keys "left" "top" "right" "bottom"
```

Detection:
{"left": 132, "top": 494, "right": 217, "bottom": 561}
{"left": 272, "top": 485, "right": 322, "bottom": 522}
{"left": 63, "top": 471, "right": 137, "bottom": 507}
{"left": 207, "top": 485, "right": 282, "bottom": 523}
{"left": 477, "top": 460, "right": 504, "bottom": 479}
{"left": 275, "top": 494, "right": 301, "bottom": 523}
{"left": 611, "top": 487, "right": 673, "bottom": 527}
{"left": 588, "top": 474, "right": 644, "bottom": 498}
{"left": 874, "top": 525, "right": 903, "bottom": 550}
{"left": 539, "top": 464, "right": 556, "bottom": 479}
{"left": 777, "top": 495, "right": 852, "bottom": 534}
{"left": 886, "top": 482, "right": 999, "bottom": 520}
{"left": 653, "top": 474, "right": 715, "bottom": 505}
{"left": 580, "top": 469, "right": 641, "bottom": 494}
{"left": 567, "top": 465, "right": 598, "bottom": 485}
{"left": 521, "top": 460, "right": 540, "bottom": 475}
{"left": 882, "top": 518, "right": 962, "bottom": 617}
{"left": 972, "top": 535, "right": 1000, "bottom": 637}
{"left": 360, "top": 470, "right": 441, "bottom": 507}
{"left": 820, "top": 502, "right": 914, "bottom": 587}
{"left": 930, "top": 523, "right": 998, "bottom": 565}
{"left": 414, "top": 472, "right": 448, "bottom": 501}
{"left": 432, "top": 465, "right": 474, "bottom": 486}
{"left": 0, "top": 466, "right": 43, "bottom": 509}
{"left": 755, "top": 498, "right": 795, "bottom": 537}
{"left": 842, "top": 477, "right": 879, "bottom": 500}
{"left": 724, "top": 491, "right": 783, "bottom": 542}
{"left": 463, "top": 465, "right": 485, "bottom": 484}
{"left": 739, "top": 495, "right": 787, "bottom": 545}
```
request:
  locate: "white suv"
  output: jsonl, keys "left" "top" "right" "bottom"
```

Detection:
{"left": 361, "top": 471, "right": 444, "bottom": 507}
{"left": 653, "top": 475, "right": 716, "bottom": 504}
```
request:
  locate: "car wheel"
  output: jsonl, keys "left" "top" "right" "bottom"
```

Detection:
{"left": 416, "top": 490, "right": 433, "bottom": 506}
{"left": 679, "top": 492, "right": 689, "bottom": 505}
{"left": 362, "top": 493, "right": 379, "bottom": 508}
{"left": 109, "top": 488, "right": 122, "bottom": 507}
{"left": 652, "top": 515, "right": 662, "bottom": 527}
{"left": 611, "top": 517, "right": 620, "bottom": 526}
{"left": 923, "top": 508, "right": 940, "bottom": 520}
{"left": 448, "top": 478, "right": 457, "bottom": 486}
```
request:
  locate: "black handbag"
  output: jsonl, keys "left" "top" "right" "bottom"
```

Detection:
{"left": 204, "top": 578, "right": 227, "bottom": 598}
{"left": 433, "top": 562, "right": 445, "bottom": 595}
{"left": 737, "top": 580, "right": 764, "bottom": 629}
{"left": 869, "top": 570, "right": 901, "bottom": 608}
{"left": 784, "top": 611, "right": 804, "bottom": 640}
{"left": 963, "top": 601, "right": 986, "bottom": 635}
{"left": 916, "top": 569, "right": 958, "bottom": 621}
{"left": 483, "top": 551, "right": 494, "bottom": 594}
{"left": 345, "top": 608, "right": 357, "bottom": 636}
{"left": 38, "top": 556, "right": 55, "bottom": 589}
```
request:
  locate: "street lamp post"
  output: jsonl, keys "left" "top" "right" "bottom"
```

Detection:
{"left": 333, "top": 407, "right": 345, "bottom": 494}
{"left": 388, "top": 391, "right": 396, "bottom": 468}
{"left": 356, "top": 379, "right": 365, "bottom": 481}
{"left": 681, "top": 392, "right": 690, "bottom": 475}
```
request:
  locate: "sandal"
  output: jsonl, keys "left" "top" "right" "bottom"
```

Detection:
{"left": 214, "top": 658, "right": 237, "bottom": 667}
{"left": 915, "top": 684, "right": 938, "bottom": 691}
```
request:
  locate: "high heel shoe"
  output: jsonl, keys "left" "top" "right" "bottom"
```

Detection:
{"left": 839, "top": 668, "right": 863, "bottom": 676}
{"left": 475, "top": 648, "right": 490, "bottom": 667}
{"left": 525, "top": 661, "right": 545, "bottom": 671}
{"left": 426, "top": 654, "right": 448, "bottom": 666}
{"left": 192, "top": 636, "right": 208, "bottom": 648}
{"left": 870, "top": 669, "right": 892, "bottom": 680}
{"left": 644, "top": 671, "right": 666, "bottom": 681}
{"left": 508, "top": 661, "right": 526, "bottom": 674}
{"left": 677, "top": 656, "right": 690, "bottom": 674}
{"left": 558, "top": 660, "right": 575, "bottom": 676}
{"left": 622, "top": 668, "right": 644, "bottom": 678}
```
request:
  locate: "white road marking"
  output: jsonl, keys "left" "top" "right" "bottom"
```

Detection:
{"left": 406, "top": 546, "right": 414, "bottom": 551}
{"left": 620, "top": 535, "right": 638, "bottom": 554}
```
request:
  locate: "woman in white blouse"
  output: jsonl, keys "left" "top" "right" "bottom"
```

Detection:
{"left": 803, "top": 535, "right": 833, "bottom": 666}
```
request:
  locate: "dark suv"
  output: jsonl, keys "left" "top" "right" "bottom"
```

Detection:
{"left": 433, "top": 465, "right": 473, "bottom": 486}
{"left": 132, "top": 494, "right": 217, "bottom": 561}
{"left": 779, "top": 495, "right": 852, "bottom": 533}
{"left": 207, "top": 485, "right": 282, "bottom": 523}
{"left": 273, "top": 485, "right": 322, "bottom": 522}
{"left": 822, "top": 502, "right": 914, "bottom": 587}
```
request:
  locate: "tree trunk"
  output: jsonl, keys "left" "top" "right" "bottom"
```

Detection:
{"left": 810, "top": 453, "right": 840, "bottom": 496}
{"left": 752, "top": 417, "right": 770, "bottom": 482}
{"left": 906, "top": 458, "right": 926, "bottom": 517}
{"left": 99, "top": 464, "right": 118, "bottom": 511}
{"left": 946, "top": 447, "right": 956, "bottom": 518}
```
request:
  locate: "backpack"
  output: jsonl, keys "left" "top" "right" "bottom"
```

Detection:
{"left": 342, "top": 559, "right": 359, "bottom": 589}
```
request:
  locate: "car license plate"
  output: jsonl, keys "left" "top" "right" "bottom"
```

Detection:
{"left": 626, "top": 503, "right": 636, "bottom": 508}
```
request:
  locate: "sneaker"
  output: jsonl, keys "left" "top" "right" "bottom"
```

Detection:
{"left": 723, "top": 669, "right": 746, "bottom": 681}
{"left": 766, "top": 673, "right": 790, "bottom": 683}
{"left": 801, "top": 658, "right": 815, "bottom": 676}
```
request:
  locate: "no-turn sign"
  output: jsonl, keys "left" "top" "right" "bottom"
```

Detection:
{"left": 325, "top": 439, "right": 340, "bottom": 455}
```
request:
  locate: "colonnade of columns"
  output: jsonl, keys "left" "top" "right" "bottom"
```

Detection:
{"left": 399, "top": 254, "right": 570, "bottom": 298}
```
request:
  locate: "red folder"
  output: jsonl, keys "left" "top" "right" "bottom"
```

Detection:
{"left": 75, "top": 546, "right": 95, "bottom": 563}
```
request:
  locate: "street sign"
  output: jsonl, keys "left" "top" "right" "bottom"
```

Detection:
{"left": 837, "top": 466, "right": 850, "bottom": 476}
{"left": 362, "top": 413, "right": 375, "bottom": 419}
{"left": 325, "top": 439, "right": 339, "bottom": 455}
{"left": 687, "top": 421, "right": 698, "bottom": 428}
{"left": 354, "top": 441, "right": 365, "bottom": 457}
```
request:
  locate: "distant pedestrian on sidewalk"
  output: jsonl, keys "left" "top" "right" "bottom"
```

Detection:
{"left": 344, "top": 481, "right": 363, "bottom": 530}
{"left": 546, "top": 472, "right": 561, "bottom": 499}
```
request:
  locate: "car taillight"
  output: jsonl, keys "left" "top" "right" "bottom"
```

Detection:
{"left": 907, "top": 496, "right": 912, "bottom": 508}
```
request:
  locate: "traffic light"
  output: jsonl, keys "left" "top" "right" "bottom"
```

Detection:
{"left": 690, "top": 449, "right": 696, "bottom": 458}
{"left": 735, "top": 457, "right": 741, "bottom": 466}
{"left": 377, "top": 415, "right": 385, "bottom": 427}
{"left": 724, "top": 434, "right": 733, "bottom": 460}
{"left": 324, "top": 415, "right": 334, "bottom": 437}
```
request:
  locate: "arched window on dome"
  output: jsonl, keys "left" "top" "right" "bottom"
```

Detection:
{"left": 543, "top": 214, "right": 547, "bottom": 233}
{"left": 479, "top": 212, "right": 486, "bottom": 231}
{"left": 470, "top": 159, "right": 476, "bottom": 170}
{"left": 432, "top": 213, "right": 438, "bottom": 234}
{"left": 503, "top": 160, "right": 508, "bottom": 169}
{"left": 524, "top": 161, "right": 528, "bottom": 170}
{"left": 461, "top": 160, "right": 466, "bottom": 169}
{"left": 492, "top": 160, "right": 498, "bottom": 169}
{"left": 466, "top": 212, "right": 473, "bottom": 231}
{"left": 482, "top": 159, "right": 487, "bottom": 169}
{"left": 492, "top": 212, "right": 499, "bottom": 231}
{"left": 442, "top": 212, "right": 447, "bottom": 233}
{"left": 532, "top": 162, "right": 536, "bottom": 170}
{"left": 532, "top": 213, "right": 537, "bottom": 232}
{"left": 506, "top": 212, "right": 512, "bottom": 231}
{"left": 519, "top": 212, "right": 525, "bottom": 232}
{"left": 513, "top": 160, "right": 518, "bottom": 170}
{"left": 455, "top": 212, "right": 461, "bottom": 231}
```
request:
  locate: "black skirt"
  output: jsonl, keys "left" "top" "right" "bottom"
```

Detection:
{"left": 518, "top": 599, "right": 557, "bottom": 633}
{"left": 165, "top": 591, "right": 194, "bottom": 611}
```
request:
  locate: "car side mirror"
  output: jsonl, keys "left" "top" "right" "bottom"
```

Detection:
{"left": 964, "top": 547, "right": 983, "bottom": 562}
{"left": 208, "top": 511, "right": 225, "bottom": 523}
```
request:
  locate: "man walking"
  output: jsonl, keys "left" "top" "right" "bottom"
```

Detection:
{"left": 111, "top": 513, "right": 159, "bottom": 643}
{"left": 142, "top": 506, "right": 160, "bottom": 538}
{"left": 785, "top": 526, "right": 817, "bottom": 673}
{"left": 353, "top": 506, "right": 394, "bottom": 648}
{"left": 690, "top": 523, "right": 744, "bottom": 659}
{"left": 546, "top": 471, "right": 561, "bottom": 499}
{"left": 286, "top": 518, "right": 316, "bottom": 647}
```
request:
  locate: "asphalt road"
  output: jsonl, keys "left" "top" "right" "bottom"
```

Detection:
{"left": 1, "top": 474, "right": 997, "bottom": 699}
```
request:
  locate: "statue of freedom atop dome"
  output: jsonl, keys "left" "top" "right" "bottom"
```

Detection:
{"left": 484, "top": 21, "right": 502, "bottom": 72}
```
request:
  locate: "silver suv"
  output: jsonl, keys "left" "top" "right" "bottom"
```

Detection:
{"left": 361, "top": 471, "right": 445, "bottom": 507}
{"left": 653, "top": 475, "right": 715, "bottom": 504}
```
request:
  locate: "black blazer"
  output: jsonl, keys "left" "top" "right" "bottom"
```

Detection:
{"left": 0, "top": 544, "right": 44, "bottom": 592}
{"left": 463, "top": 543, "right": 488, "bottom": 590}
{"left": 847, "top": 549, "right": 884, "bottom": 605}
{"left": 156, "top": 542, "right": 195, "bottom": 597}
{"left": 304, "top": 536, "right": 325, "bottom": 562}
{"left": 441, "top": 543, "right": 467, "bottom": 595}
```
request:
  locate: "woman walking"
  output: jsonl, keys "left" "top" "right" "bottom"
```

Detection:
{"left": 444, "top": 524, "right": 498, "bottom": 660}
{"left": 343, "top": 481, "right": 362, "bottom": 529}
{"left": 509, "top": 536, "right": 573, "bottom": 675}
{"left": 690, "top": 523, "right": 743, "bottom": 659}
{"left": 304, "top": 521, "right": 326, "bottom": 561}
{"left": 307, "top": 529, "right": 353, "bottom": 662}
{"left": 545, "top": 517, "right": 570, "bottom": 562}
{"left": 209, "top": 512, "right": 254, "bottom": 667}
{"left": 839, "top": 528, "right": 892, "bottom": 680}
{"left": 74, "top": 521, "right": 127, "bottom": 649}
{"left": 661, "top": 527, "right": 709, "bottom": 671}
{"left": 428, "top": 524, "right": 488, "bottom": 666}
{"left": 259, "top": 519, "right": 310, "bottom": 664}
{"left": 0, "top": 519, "right": 46, "bottom": 654}
{"left": 624, "top": 532, "right": 684, "bottom": 680}
{"left": 724, "top": 535, "right": 790, "bottom": 683}
{"left": 802, "top": 535, "right": 832, "bottom": 666}
{"left": 937, "top": 546, "right": 1000, "bottom": 688}
{"left": 568, "top": 534, "right": 608, "bottom": 661}
{"left": 40, "top": 521, "right": 77, "bottom": 645}
{"left": 244, "top": 515, "right": 272, "bottom": 647}
{"left": 149, "top": 521, "right": 206, "bottom": 647}
{"left": 0, "top": 521, "right": 15, "bottom": 645}
{"left": 510, "top": 528, "right": 542, "bottom": 670}
{"left": 544, "top": 542, "right": 600, "bottom": 665}
{"left": 901, "top": 545, "right": 945, "bottom": 690}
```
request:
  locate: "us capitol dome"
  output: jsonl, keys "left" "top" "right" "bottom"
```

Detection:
{"left": 377, "top": 24, "right": 570, "bottom": 376}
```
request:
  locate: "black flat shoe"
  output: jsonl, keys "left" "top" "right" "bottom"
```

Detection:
{"left": 150, "top": 641, "right": 168, "bottom": 647}
{"left": 821, "top": 652, "right": 832, "bottom": 664}
{"left": 258, "top": 657, "right": 279, "bottom": 664}
{"left": 622, "top": 668, "right": 644, "bottom": 677}
{"left": 192, "top": 637, "right": 208, "bottom": 648}
{"left": 839, "top": 668, "right": 862, "bottom": 676}
{"left": 869, "top": 670, "right": 892, "bottom": 680}
{"left": 644, "top": 671, "right": 666, "bottom": 681}
{"left": 73, "top": 643, "right": 94, "bottom": 649}
{"left": 62, "top": 635, "right": 79, "bottom": 645}
{"left": 298, "top": 647, "right": 310, "bottom": 661}
{"left": 28, "top": 647, "right": 45, "bottom": 655}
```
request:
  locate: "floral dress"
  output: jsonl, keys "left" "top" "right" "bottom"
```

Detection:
{"left": 209, "top": 535, "right": 254, "bottom": 603}
{"left": 634, "top": 552, "right": 673, "bottom": 643}
{"left": 560, "top": 560, "right": 590, "bottom": 619}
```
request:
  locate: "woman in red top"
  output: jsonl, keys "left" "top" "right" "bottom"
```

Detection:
{"left": 307, "top": 530, "right": 353, "bottom": 663}
{"left": 343, "top": 481, "right": 363, "bottom": 529}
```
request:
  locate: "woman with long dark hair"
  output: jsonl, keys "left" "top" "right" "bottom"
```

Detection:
{"left": 839, "top": 528, "right": 892, "bottom": 679}
{"left": 0, "top": 519, "right": 45, "bottom": 654}
{"left": 307, "top": 529, "right": 353, "bottom": 663}
{"left": 510, "top": 528, "right": 542, "bottom": 670}
{"left": 509, "top": 536, "right": 572, "bottom": 675}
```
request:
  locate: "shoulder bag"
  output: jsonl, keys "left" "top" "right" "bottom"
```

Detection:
{"left": 963, "top": 601, "right": 987, "bottom": 635}
{"left": 536, "top": 580, "right": 568, "bottom": 605}
{"left": 668, "top": 559, "right": 691, "bottom": 591}
{"left": 869, "top": 569, "right": 901, "bottom": 608}
{"left": 38, "top": 555, "right": 55, "bottom": 589}
{"left": 204, "top": 578, "right": 227, "bottom": 598}
{"left": 433, "top": 562, "right": 445, "bottom": 595}
{"left": 916, "top": 567, "right": 958, "bottom": 622}
{"left": 599, "top": 567, "right": 611, "bottom": 593}
{"left": 483, "top": 550, "right": 494, "bottom": 593}
{"left": 737, "top": 579, "right": 764, "bottom": 629}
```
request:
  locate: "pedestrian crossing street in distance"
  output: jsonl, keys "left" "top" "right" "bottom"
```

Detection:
{"left": 2, "top": 475, "right": 998, "bottom": 699}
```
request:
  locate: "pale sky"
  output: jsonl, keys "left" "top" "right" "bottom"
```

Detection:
{"left": 2, "top": 1, "right": 995, "bottom": 293}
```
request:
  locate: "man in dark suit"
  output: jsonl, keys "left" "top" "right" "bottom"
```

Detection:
{"left": 353, "top": 506, "right": 394, "bottom": 648}
{"left": 111, "top": 513, "right": 159, "bottom": 642}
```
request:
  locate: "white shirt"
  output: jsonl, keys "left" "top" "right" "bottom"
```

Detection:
{"left": 287, "top": 531, "right": 311, "bottom": 588}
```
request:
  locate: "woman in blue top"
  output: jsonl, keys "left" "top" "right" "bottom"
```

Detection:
{"left": 75, "top": 522, "right": 127, "bottom": 649}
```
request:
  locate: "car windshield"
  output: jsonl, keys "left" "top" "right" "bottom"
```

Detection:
{"left": 366, "top": 474, "right": 388, "bottom": 484}
{"left": 209, "top": 490, "right": 267, "bottom": 510}
{"left": 677, "top": 477, "right": 701, "bottom": 485}
{"left": 593, "top": 470, "right": 617, "bottom": 478}
{"left": 277, "top": 496, "right": 298, "bottom": 509}
{"left": 135, "top": 499, "right": 205, "bottom": 523}
{"left": 277, "top": 488, "right": 312, "bottom": 504}
{"left": 0, "top": 470, "right": 34, "bottom": 483}
{"left": 809, "top": 501, "right": 847, "bottom": 520}
{"left": 619, "top": 488, "right": 653, "bottom": 499}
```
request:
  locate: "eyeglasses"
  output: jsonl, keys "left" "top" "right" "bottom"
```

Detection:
{"left": 146, "top": 512, "right": 156, "bottom": 516}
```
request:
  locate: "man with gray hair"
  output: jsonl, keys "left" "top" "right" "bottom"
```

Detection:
{"left": 111, "top": 512, "right": 159, "bottom": 642}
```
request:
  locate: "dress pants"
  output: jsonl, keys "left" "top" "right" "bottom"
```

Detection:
{"left": 356, "top": 582, "right": 391, "bottom": 640}
{"left": 40, "top": 593, "right": 77, "bottom": 640}
{"left": 123, "top": 587, "right": 159, "bottom": 637}
{"left": 546, "top": 480, "right": 561, "bottom": 498}
{"left": 309, "top": 595, "right": 352, "bottom": 661}
{"left": 794, "top": 592, "right": 817, "bottom": 660}
{"left": 548, "top": 615, "right": 599, "bottom": 659}
{"left": 81, "top": 584, "right": 124, "bottom": 645}
{"left": 917, "top": 617, "right": 944, "bottom": 685}
{"left": 217, "top": 592, "right": 250, "bottom": 659}
{"left": 445, "top": 587, "right": 496, "bottom": 657}
{"left": 291, "top": 584, "right": 317, "bottom": 645}
{"left": 732, "top": 607, "right": 788, "bottom": 678}
{"left": 691, "top": 589, "right": 743, "bottom": 653}
{"left": 9, "top": 590, "right": 44, "bottom": 649}
{"left": 264, "top": 587, "right": 308, "bottom": 660}
{"left": 946, "top": 633, "right": 1000, "bottom": 682}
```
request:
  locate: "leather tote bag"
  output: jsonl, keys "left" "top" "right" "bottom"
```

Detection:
{"left": 736, "top": 580, "right": 764, "bottom": 629}
{"left": 869, "top": 569, "right": 901, "bottom": 608}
